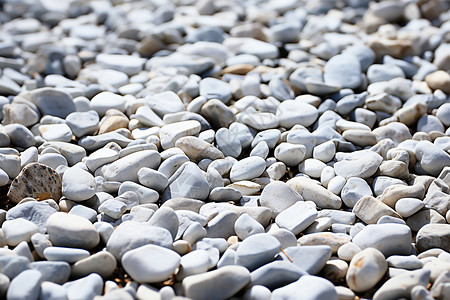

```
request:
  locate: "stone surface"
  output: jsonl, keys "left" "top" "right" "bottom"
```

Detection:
{"left": 7, "top": 163, "right": 62, "bottom": 203}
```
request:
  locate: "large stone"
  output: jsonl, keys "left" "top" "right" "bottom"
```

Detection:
{"left": 8, "top": 163, "right": 62, "bottom": 203}
{"left": 30, "top": 88, "right": 75, "bottom": 118}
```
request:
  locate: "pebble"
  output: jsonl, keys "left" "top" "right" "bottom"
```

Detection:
{"left": 235, "top": 233, "right": 281, "bottom": 271}
{"left": 279, "top": 245, "right": 332, "bottom": 275}
{"left": 106, "top": 221, "right": 173, "bottom": 260}
{"left": 183, "top": 266, "right": 250, "bottom": 300}
{"left": 0, "top": 1, "right": 447, "bottom": 298}
{"left": 346, "top": 248, "right": 387, "bottom": 292}
{"left": 46, "top": 212, "right": 100, "bottom": 249}
{"left": 6, "top": 269, "right": 42, "bottom": 300}
{"left": 352, "top": 224, "right": 412, "bottom": 256}
{"left": 122, "top": 244, "right": 180, "bottom": 283}
{"left": 271, "top": 275, "right": 338, "bottom": 300}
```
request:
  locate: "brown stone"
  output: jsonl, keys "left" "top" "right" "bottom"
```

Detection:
{"left": 7, "top": 163, "right": 62, "bottom": 203}
{"left": 425, "top": 71, "right": 450, "bottom": 94}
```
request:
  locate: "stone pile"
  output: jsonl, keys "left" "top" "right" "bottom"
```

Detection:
{"left": 0, "top": 0, "right": 449, "bottom": 299}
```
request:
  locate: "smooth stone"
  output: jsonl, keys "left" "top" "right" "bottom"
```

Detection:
{"left": 200, "top": 99, "right": 236, "bottom": 129}
{"left": 30, "top": 88, "right": 75, "bottom": 118}
{"left": 287, "top": 177, "right": 342, "bottom": 209}
{"left": 6, "top": 269, "right": 42, "bottom": 300}
{"left": 162, "top": 162, "right": 210, "bottom": 201}
{"left": 416, "top": 224, "right": 450, "bottom": 252}
{"left": 30, "top": 261, "right": 70, "bottom": 284}
{"left": 122, "top": 244, "right": 180, "bottom": 283}
{"left": 2, "top": 218, "right": 39, "bottom": 246}
{"left": 275, "top": 201, "right": 317, "bottom": 235}
{"left": 373, "top": 269, "right": 430, "bottom": 300}
{"left": 205, "top": 210, "right": 238, "bottom": 239}
{"left": 183, "top": 266, "right": 250, "bottom": 300}
{"left": 230, "top": 157, "right": 266, "bottom": 182}
{"left": 38, "top": 153, "right": 68, "bottom": 170}
{"left": 84, "top": 148, "right": 119, "bottom": 173}
{"left": 64, "top": 274, "right": 103, "bottom": 300}
{"left": 334, "top": 150, "right": 383, "bottom": 179}
{"left": 43, "top": 247, "right": 90, "bottom": 264}
{"left": 103, "top": 150, "right": 161, "bottom": 183}
{"left": 96, "top": 54, "right": 144, "bottom": 76}
{"left": 39, "top": 281, "right": 68, "bottom": 300}
{"left": 46, "top": 212, "right": 99, "bottom": 249}
{"left": 298, "top": 159, "right": 327, "bottom": 179}
{"left": 324, "top": 54, "right": 362, "bottom": 89}
{"left": 78, "top": 132, "right": 132, "bottom": 152}
{"left": 1, "top": 124, "right": 36, "bottom": 148}
{"left": 297, "top": 232, "right": 351, "bottom": 254}
{"left": 6, "top": 201, "right": 57, "bottom": 233}
{"left": 90, "top": 92, "right": 125, "bottom": 117}
{"left": 271, "top": 275, "right": 338, "bottom": 300}
{"left": 159, "top": 120, "right": 201, "bottom": 149}
{"left": 341, "top": 177, "right": 373, "bottom": 208}
{"left": 337, "top": 242, "right": 362, "bottom": 262}
{"left": 118, "top": 182, "right": 158, "bottom": 205}
{"left": 250, "top": 261, "right": 307, "bottom": 290}
{"left": 395, "top": 198, "right": 424, "bottom": 218}
{"left": 386, "top": 255, "right": 423, "bottom": 270}
{"left": 278, "top": 245, "right": 332, "bottom": 275}
{"left": 98, "top": 199, "right": 126, "bottom": 219}
{"left": 209, "top": 187, "right": 242, "bottom": 202}
{"left": 134, "top": 105, "right": 163, "bottom": 127}
{"left": 175, "top": 136, "right": 224, "bottom": 162}
{"left": 199, "top": 77, "right": 232, "bottom": 104}
{"left": 346, "top": 248, "right": 387, "bottom": 292}
{"left": 274, "top": 143, "right": 306, "bottom": 167}
{"left": 62, "top": 167, "right": 96, "bottom": 201}
{"left": 416, "top": 140, "right": 450, "bottom": 176}
{"left": 353, "top": 196, "right": 402, "bottom": 224}
{"left": 0, "top": 255, "right": 30, "bottom": 280}
{"left": 276, "top": 101, "right": 318, "bottom": 128}
{"left": 38, "top": 124, "right": 72, "bottom": 142}
{"left": 106, "top": 221, "right": 173, "bottom": 260}
{"left": 147, "top": 207, "right": 179, "bottom": 240}
{"left": 259, "top": 181, "right": 302, "bottom": 216}
{"left": 66, "top": 111, "right": 99, "bottom": 138}
{"left": 234, "top": 213, "right": 265, "bottom": 240}
{"left": 176, "top": 249, "right": 210, "bottom": 280}
{"left": 146, "top": 91, "right": 185, "bottom": 117}
{"left": 235, "top": 233, "right": 281, "bottom": 271}
{"left": 39, "top": 142, "right": 86, "bottom": 166}
{"left": 353, "top": 224, "right": 412, "bottom": 256}
{"left": 313, "top": 140, "right": 336, "bottom": 163}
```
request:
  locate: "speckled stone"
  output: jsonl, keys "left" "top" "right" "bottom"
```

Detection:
{"left": 7, "top": 163, "right": 62, "bottom": 204}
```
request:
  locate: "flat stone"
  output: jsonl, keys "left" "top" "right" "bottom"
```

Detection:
{"left": 146, "top": 91, "right": 185, "bottom": 117}
{"left": 6, "top": 201, "right": 57, "bottom": 233}
{"left": 416, "top": 224, "right": 450, "bottom": 252}
{"left": 373, "top": 269, "right": 430, "bottom": 300}
{"left": 2, "top": 218, "right": 39, "bottom": 246}
{"left": 162, "top": 162, "right": 210, "bottom": 201}
{"left": 96, "top": 54, "right": 145, "bottom": 76}
{"left": 271, "top": 275, "right": 338, "bottom": 300}
{"left": 46, "top": 212, "right": 100, "bottom": 249}
{"left": 334, "top": 150, "right": 383, "bottom": 179}
{"left": 276, "top": 100, "right": 318, "bottom": 129}
{"left": 183, "top": 266, "right": 250, "bottom": 300}
{"left": 352, "top": 224, "right": 412, "bottom": 256}
{"left": 64, "top": 273, "right": 103, "bottom": 300}
{"left": 259, "top": 181, "right": 302, "bottom": 216}
{"left": 6, "top": 269, "right": 42, "bottom": 300}
{"left": 199, "top": 77, "right": 232, "bottom": 104}
{"left": 324, "top": 54, "right": 362, "bottom": 89}
{"left": 353, "top": 196, "right": 402, "bottom": 224}
{"left": 106, "top": 221, "right": 173, "bottom": 260}
{"left": 65, "top": 111, "right": 99, "bottom": 138}
{"left": 287, "top": 177, "right": 342, "bottom": 209}
{"left": 275, "top": 201, "right": 318, "bottom": 235}
{"left": 230, "top": 156, "right": 266, "bottom": 183}
{"left": 30, "top": 88, "right": 75, "bottom": 118}
{"left": 160, "top": 120, "right": 201, "bottom": 149}
{"left": 278, "top": 245, "right": 332, "bottom": 275}
{"left": 2, "top": 124, "right": 36, "bottom": 148}
{"left": 90, "top": 92, "right": 126, "bottom": 117}
{"left": 175, "top": 136, "right": 224, "bottom": 162}
{"left": 30, "top": 261, "right": 70, "bottom": 284}
{"left": 236, "top": 233, "right": 281, "bottom": 271}
{"left": 62, "top": 167, "right": 96, "bottom": 201}
{"left": 250, "top": 261, "right": 306, "bottom": 290}
{"left": 43, "top": 246, "right": 90, "bottom": 264}
{"left": 103, "top": 150, "right": 161, "bottom": 183}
